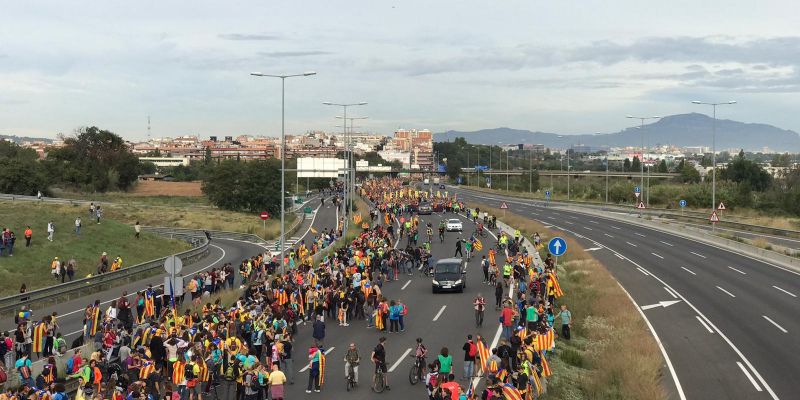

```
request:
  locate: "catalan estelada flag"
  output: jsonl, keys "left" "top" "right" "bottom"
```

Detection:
{"left": 317, "top": 349, "right": 326, "bottom": 386}
{"left": 32, "top": 321, "right": 47, "bottom": 353}
{"left": 474, "top": 239, "right": 483, "bottom": 251}
{"left": 502, "top": 383, "right": 523, "bottom": 400}
{"left": 476, "top": 335, "right": 490, "bottom": 373}
{"left": 86, "top": 306, "right": 101, "bottom": 337}
{"left": 549, "top": 272, "right": 564, "bottom": 298}
{"left": 144, "top": 290, "right": 156, "bottom": 320}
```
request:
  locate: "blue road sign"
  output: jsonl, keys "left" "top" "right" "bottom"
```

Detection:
{"left": 548, "top": 237, "right": 567, "bottom": 256}
{"left": 634, "top": 186, "right": 641, "bottom": 193}
{"left": 545, "top": 191, "right": 551, "bottom": 198}
{"left": 679, "top": 199, "right": 687, "bottom": 208}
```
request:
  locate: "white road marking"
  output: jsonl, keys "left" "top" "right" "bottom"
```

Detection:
{"left": 663, "top": 286, "right": 678, "bottom": 299}
{"left": 651, "top": 252, "right": 664, "bottom": 259}
{"left": 432, "top": 305, "right": 447, "bottom": 321}
{"left": 610, "top": 225, "right": 621, "bottom": 230}
{"left": 736, "top": 361, "right": 763, "bottom": 392}
{"left": 635, "top": 232, "right": 646, "bottom": 237}
{"left": 772, "top": 285, "right": 797, "bottom": 298}
{"left": 626, "top": 241, "right": 638, "bottom": 247}
{"left": 604, "top": 233, "right": 614, "bottom": 238}
{"left": 727, "top": 266, "right": 746, "bottom": 275}
{"left": 615, "top": 253, "right": 624, "bottom": 259}
{"left": 636, "top": 267, "right": 649, "bottom": 276}
{"left": 470, "top": 317, "right": 504, "bottom": 390}
{"left": 583, "top": 226, "right": 593, "bottom": 231}
{"left": 716, "top": 286, "right": 736, "bottom": 298}
{"left": 547, "top": 216, "right": 556, "bottom": 220}
{"left": 300, "top": 347, "right": 336, "bottom": 372}
{"left": 565, "top": 221, "right": 574, "bottom": 225}
{"left": 401, "top": 280, "right": 412, "bottom": 290}
{"left": 681, "top": 267, "right": 696, "bottom": 275}
{"left": 569, "top": 216, "right": 579, "bottom": 220}
{"left": 389, "top": 348, "right": 413, "bottom": 372}
{"left": 695, "top": 316, "right": 714, "bottom": 333}
{"left": 660, "top": 240, "right": 674, "bottom": 247}
{"left": 762, "top": 315, "right": 788, "bottom": 333}
{"left": 589, "top": 220, "right": 599, "bottom": 224}
{"left": 614, "top": 282, "right": 687, "bottom": 400}
{"left": 690, "top": 251, "right": 706, "bottom": 258}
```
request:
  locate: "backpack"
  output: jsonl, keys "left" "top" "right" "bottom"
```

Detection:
{"left": 66, "top": 357, "right": 75, "bottom": 374}
{"left": 468, "top": 342, "right": 477, "bottom": 358}
{"left": 428, "top": 373, "right": 438, "bottom": 388}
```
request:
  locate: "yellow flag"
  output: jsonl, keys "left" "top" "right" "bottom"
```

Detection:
{"left": 310, "top": 227, "right": 318, "bottom": 234}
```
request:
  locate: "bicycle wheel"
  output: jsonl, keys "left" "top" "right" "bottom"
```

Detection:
{"left": 409, "top": 364, "right": 420, "bottom": 385}
{"left": 347, "top": 376, "right": 352, "bottom": 392}
{"left": 373, "top": 372, "right": 386, "bottom": 393}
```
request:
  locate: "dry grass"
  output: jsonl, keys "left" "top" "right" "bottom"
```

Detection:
{"left": 130, "top": 180, "right": 204, "bottom": 197}
{"left": 474, "top": 202, "right": 666, "bottom": 400}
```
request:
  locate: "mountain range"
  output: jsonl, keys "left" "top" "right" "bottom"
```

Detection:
{"left": 434, "top": 113, "right": 800, "bottom": 152}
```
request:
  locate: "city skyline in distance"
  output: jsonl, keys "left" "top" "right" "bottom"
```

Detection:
{"left": 2, "top": 1, "right": 800, "bottom": 140}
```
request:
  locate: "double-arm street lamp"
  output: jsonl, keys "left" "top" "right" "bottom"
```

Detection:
{"left": 626, "top": 115, "right": 660, "bottom": 206}
{"left": 323, "top": 102, "right": 367, "bottom": 227}
{"left": 691, "top": 100, "right": 736, "bottom": 214}
{"left": 251, "top": 71, "right": 316, "bottom": 274}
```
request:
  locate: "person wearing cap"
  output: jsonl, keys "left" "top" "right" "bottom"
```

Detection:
{"left": 344, "top": 342, "right": 360, "bottom": 385}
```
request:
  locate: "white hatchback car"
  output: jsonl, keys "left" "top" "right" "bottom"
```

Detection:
{"left": 446, "top": 218, "right": 463, "bottom": 232}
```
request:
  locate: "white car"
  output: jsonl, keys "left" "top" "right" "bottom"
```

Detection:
{"left": 446, "top": 218, "right": 463, "bottom": 232}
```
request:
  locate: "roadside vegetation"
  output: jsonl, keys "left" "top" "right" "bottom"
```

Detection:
{"left": 0, "top": 201, "right": 189, "bottom": 296}
{"left": 475, "top": 202, "right": 666, "bottom": 400}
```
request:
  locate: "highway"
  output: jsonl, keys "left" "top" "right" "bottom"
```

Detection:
{"left": 2, "top": 195, "right": 341, "bottom": 346}
{"left": 450, "top": 186, "right": 798, "bottom": 400}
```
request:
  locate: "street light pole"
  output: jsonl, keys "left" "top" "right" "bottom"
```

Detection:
{"left": 323, "top": 101, "right": 367, "bottom": 221}
{"left": 506, "top": 148, "right": 510, "bottom": 191}
{"left": 626, "top": 115, "right": 661, "bottom": 206}
{"left": 251, "top": 71, "right": 316, "bottom": 275}
{"left": 605, "top": 152, "right": 609, "bottom": 203}
{"left": 336, "top": 115, "right": 369, "bottom": 200}
{"left": 692, "top": 100, "right": 737, "bottom": 214}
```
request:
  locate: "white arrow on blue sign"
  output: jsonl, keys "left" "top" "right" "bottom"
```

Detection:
{"left": 679, "top": 199, "right": 687, "bottom": 207}
{"left": 548, "top": 237, "right": 568, "bottom": 256}
{"left": 634, "top": 186, "right": 641, "bottom": 193}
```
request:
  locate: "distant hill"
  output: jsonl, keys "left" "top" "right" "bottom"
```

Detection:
{"left": 435, "top": 113, "right": 800, "bottom": 152}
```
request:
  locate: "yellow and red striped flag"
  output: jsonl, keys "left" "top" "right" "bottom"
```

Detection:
{"left": 502, "top": 383, "right": 523, "bottom": 400}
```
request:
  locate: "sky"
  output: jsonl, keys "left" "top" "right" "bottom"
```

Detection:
{"left": 1, "top": 0, "right": 800, "bottom": 141}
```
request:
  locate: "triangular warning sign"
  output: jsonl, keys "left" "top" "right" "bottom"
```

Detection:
{"left": 717, "top": 202, "right": 726, "bottom": 210}
{"left": 710, "top": 211, "right": 720, "bottom": 222}
{"left": 636, "top": 201, "right": 646, "bottom": 209}
{"left": 500, "top": 202, "right": 509, "bottom": 209}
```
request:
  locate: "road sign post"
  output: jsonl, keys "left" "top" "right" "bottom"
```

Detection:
{"left": 548, "top": 237, "right": 568, "bottom": 267}
{"left": 679, "top": 199, "right": 686, "bottom": 216}
{"left": 500, "top": 201, "right": 508, "bottom": 217}
{"left": 545, "top": 190, "right": 551, "bottom": 207}
{"left": 710, "top": 210, "right": 720, "bottom": 233}
{"left": 260, "top": 211, "right": 270, "bottom": 239}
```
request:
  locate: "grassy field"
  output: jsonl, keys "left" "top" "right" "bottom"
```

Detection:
{"left": 0, "top": 201, "right": 189, "bottom": 296}
{"left": 473, "top": 202, "right": 666, "bottom": 400}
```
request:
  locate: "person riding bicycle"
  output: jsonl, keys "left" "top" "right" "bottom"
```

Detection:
{"left": 426, "top": 224, "right": 433, "bottom": 243}
{"left": 438, "top": 221, "right": 446, "bottom": 243}
{"left": 344, "top": 342, "right": 360, "bottom": 385}
{"left": 414, "top": 337, "right": 428, "bottom": 373}
{"left": 372, "top": 336, "right": 390, "bottom": 391}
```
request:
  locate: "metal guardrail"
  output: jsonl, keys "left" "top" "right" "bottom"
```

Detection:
{"left": 0, "top": 230, "right": 210, "bottom": 315}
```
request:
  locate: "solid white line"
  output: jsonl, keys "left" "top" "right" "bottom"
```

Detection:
{"left": 696, "top": 316, "right": 714, "bottom": 333}
{"left": 432, "top": 305, "right": 447, "bottom": 321}
{"left": 681, "top": 266, "right": 696, "bottom": 275}
{"left": 660, "top": 240, "right": 674, "bottom": 247}
{"left": 636, "top": 267, "right": 649, "bottom": 276}
{"left": 736, "top": 361, "right": 763, "bottom": 391}
{"left": 565, "top": 221, "right": 574, "bottom": 225}
{"left": 716, "top": 286, "right": 736, "bottom": 298}
{"left": 569, "top": 216, "right": 578, "bottom": 220}
{"left": 546, "top": 216, "right": 556, "bottom": 220}
{"left": 604, "top": 233, "right": 614, "bottom": 238}
{"left": 626, "top": 241, "right": 637, "bottom": 247}
{"left": 610, "top": 225, "right": 621, "bottom": 230}
{"left": 582, "top": 226, "right": 593, "bottom": 230}
{"left": 614, "top": 282, "right": 687, "bottom": 400}
{"left": 470, "top": 317, "right": 505, "bottom": 390}
{"left": 635, "top": 232, "right": 646, "bottom": 237}
{"left": 589, "top": 220, "right": 599, "bottom": 224}
{"left": 762, "top": 315, "right": 788, "bottom": 333}
{"left": 615, "top": 253, "right": 624, "bottom": 259}
{"left": 389, "top": 348, "right": 413, "bottom": 372}
{"left": 651, "top": 252, "right": 664, "bottom": 259}
{"left": 690, "top": 251, "right": 706, "bottom": 258}
{"left": 727, "top": 266, "right": 747, "bottom": 275}
{"left": 772, "top": 285, "right": 797, "bottom": 298}
{"left": 663, "top": 287, "right": 678, "bottom": 299}
{"left": 300, "top": 347, "right": 336, "bottom": 372}
{"left": 401, "top": 280, "right": 412, "bottom": 290}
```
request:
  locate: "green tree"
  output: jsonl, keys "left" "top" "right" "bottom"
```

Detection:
{"left": 202, "top": 159, "right": 283, "bottom": 213}
{"left": 631, "top": 156, "right": 641, "bottom": 172}
{"left": 720, "top": 150, "right": 772, "bottom": 191}
{"left": 657, "top": 159, "right": 668, "bottom": 173}
{"left": 623, "top": 158, "right": 631, "bottom": 172}
{"left": 679, "top": 164, "right": 701, "bottom": 183}
{"left": 771, "top": 153, "right": 791, "bottom": 168}
{"left": 46, "top": 126, "right": 141, "bottom": 191}
{"left": 204, "top": 146, "right": 212, "bottom": 165}
{"left": 140, "top": 162, "right": 158, "bottom": 175}
{"left": 446, "top": 157, "right": 463, "bottom": 180}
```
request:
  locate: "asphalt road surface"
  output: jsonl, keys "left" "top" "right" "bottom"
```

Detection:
{"left": 451, "top": 186, "right": 798, "bottom": 400}
{"left": 280, "top": 210, "right": 504, "bottom": 399}
{"left": 3, "top": 195, "right": 341, "bottom": 346}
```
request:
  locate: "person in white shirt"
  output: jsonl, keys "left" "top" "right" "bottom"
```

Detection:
{"left": 47, "top": 221, "right": 55, "bottom": 241}
{"left": 75, "top": 217, "right": 82, "bottom": 236}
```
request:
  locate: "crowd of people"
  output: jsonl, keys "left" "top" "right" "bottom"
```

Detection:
{"left": 0, "top": 177, "right": 570, "bottom": 400}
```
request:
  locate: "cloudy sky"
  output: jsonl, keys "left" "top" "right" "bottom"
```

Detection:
{"left": 1, "top": 0, "right": 799, "bottom": 140}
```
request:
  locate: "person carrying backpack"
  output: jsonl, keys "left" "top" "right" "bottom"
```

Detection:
{"left": 462, "top": 335, "right": 477, "bottom": 380}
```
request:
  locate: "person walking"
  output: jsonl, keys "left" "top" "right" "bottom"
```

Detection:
{"left": 47, "top": 221, "right": 54, "bottom": 242}
{"left": 24, "top": 226, "right": 32, "bottom": 247}
{"left": 473, "top": 294, "right": 485, "bottom": 328}
{"left": 462, "top": 335, "right": 477, "bottom": 380}
{"left": 75, "top": 217, "right": 82, "bottom": 236}
{"left": 134, "top": 221, "right": 141, "bottom": 239}
{"left": 454, "top": 238, "right": 463, "bottom": 258}
{"left": 312, "top": 316, "right": 325, "bottom": 347}
{"left": 556, "top": 304, "right": 572, "bottom": 340}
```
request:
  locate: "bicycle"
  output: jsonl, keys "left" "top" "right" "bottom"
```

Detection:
{"left": 346, "top": 363, "right": 357, "bottom": 391}
{"left": 373, "top": 366, "right": 387, "bottom": 393}
{"left": 408, "top": 355, "right": 426, "bottom": 385}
